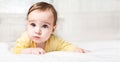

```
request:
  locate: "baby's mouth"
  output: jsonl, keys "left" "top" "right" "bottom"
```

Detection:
{"left": 33, "top": 36, "right": 40, "bottom": 39}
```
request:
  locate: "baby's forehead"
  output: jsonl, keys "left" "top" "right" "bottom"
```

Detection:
{"left": 28, "top": 10, "right": 54, "bottom": 18}
{"left": 36, "top": 9, "right": 54, "bottom": 14}
{"left": 27, "top": 10, "right": 55, "bottom": 25}
{"left": 28, "top": 19, "right": 53, "bottom": 25}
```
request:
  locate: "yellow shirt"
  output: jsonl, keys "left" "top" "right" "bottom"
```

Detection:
{"left": 12, "top": 32, "right": 77, "bottom": 54}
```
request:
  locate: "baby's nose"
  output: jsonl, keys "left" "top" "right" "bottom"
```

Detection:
{"left": 35, "top": 27, "right": 41, "bottom": 34}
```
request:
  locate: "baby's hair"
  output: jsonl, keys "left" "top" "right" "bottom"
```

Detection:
{"left": 27, "top": 2, "right": 57, "bottom": 26}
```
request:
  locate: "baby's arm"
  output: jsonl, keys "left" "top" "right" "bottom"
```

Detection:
{"left": 13, "top": 41, "right": 45, "bottom": 55}
{"left": 12, "top": 32, "right": 31, "bottom": 54}
{"left": 73, "top": 47, "right": 89, "bottom": 53}
{"left": 12, "top": 32, "right": 46, "bottom": 54}
{"left": 21, "top": 48, "right": 45, "bottom": 54}
{"left": 55, "top": 36, "right": 88, "bottom": 53}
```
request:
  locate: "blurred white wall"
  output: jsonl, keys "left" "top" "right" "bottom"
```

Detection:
{"left": 0, "top": 0, "right": 120, "bottom": 43}
{"left": 0, "top": 0, "right": 53, "bottom": 13}
{"left": 53, "top": 0, "right": 120, "bottom": 42}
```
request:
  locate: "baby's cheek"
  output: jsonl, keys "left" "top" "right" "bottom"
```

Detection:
{"left": 27, "top": 31, "right": 33, "bottom": 38}
{"left": 42, "top": 30, "right": 51, "bottom": 34}
{"left": 27, "top": 27, "right": 34, "bottom": 33}
{"left": 43, "top": 33, "right": 51, "bottom": 40}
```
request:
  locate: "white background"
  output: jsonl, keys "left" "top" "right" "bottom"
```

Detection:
{"left": 0, "top": 0, "right": 120, "bottom": 43}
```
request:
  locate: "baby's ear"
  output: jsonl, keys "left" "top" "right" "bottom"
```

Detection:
{"left": 52, "top": 25, "right": 56, "bottom": 32}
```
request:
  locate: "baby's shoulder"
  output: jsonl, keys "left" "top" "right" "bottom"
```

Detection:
{"left": 50, "top": 34, "right": 60, "bottom": 40}
{"left": 17, "top": 31, "right": 31, "bottom": 43}
{"left": 49, "top": 34, "right": 65, "bottom": 42}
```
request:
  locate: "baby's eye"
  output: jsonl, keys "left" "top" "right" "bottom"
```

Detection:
{"left": 30, "top": 23, "right": 36, "bottom": 27}
{"left": 42, "top": 24, "right": 48, "bottom": 28}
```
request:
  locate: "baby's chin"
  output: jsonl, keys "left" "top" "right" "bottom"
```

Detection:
{"left": 33, "top": 39, "right": 41, "bottom": 43}
{"left": 32, "top": 39, "right": 46, "bottom": 44}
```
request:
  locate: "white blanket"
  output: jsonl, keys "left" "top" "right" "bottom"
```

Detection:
{"left": 0, "top": 40, "right": 120, "bottom": 62}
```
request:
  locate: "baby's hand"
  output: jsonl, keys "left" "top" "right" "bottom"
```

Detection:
{"left": 74, "top": 47, "right": 89, "bottom": 53}
{"left": 21, "top": 48, "right": 45, "bottom": 55}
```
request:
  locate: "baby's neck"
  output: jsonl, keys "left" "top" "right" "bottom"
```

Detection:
{"left": 36, "top": 42, "right": 46, "bottom": 49}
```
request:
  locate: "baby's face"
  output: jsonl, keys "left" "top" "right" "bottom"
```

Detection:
{"left": 27, "top": 10, "right": 55, "bottom": 44}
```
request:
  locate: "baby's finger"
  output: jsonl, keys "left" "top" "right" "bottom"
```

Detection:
{"left": 31, "top": 50, "right": 39, "bottom": 55}
{"left": 38, "top": 48, "right": 45, "bottom": 54}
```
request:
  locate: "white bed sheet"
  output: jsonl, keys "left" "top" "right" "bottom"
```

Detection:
{"left": 0, "top": 40, "right": 120, "bottom": 62}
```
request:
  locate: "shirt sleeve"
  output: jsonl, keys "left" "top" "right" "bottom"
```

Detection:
{"left": 12, "top": 32, "right": 31, "bottom": 54}
{"left": 54, "top": 36, "right": 77, "bottom": 52}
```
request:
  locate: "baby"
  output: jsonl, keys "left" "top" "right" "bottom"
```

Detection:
{"left": 12, "top": 2, "right": 87, "bottom": 54}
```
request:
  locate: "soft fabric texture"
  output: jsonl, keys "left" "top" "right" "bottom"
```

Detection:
{"left": 12, "top": 32, "right": 77, "bottom": 54}
{"left": 0, "top": 40, "right": 120, "bottom": 62}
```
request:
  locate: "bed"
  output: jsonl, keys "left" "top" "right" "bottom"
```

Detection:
{"left": 0, "top": 40, "right": 120, "bottom": 62}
